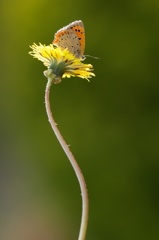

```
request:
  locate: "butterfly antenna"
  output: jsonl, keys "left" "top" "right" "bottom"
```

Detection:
{"left": 84, "top": 54, "right": 100, "bottom": 59}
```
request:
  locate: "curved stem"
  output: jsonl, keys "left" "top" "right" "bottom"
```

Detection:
{"left": 45, "top": 78, "right": 89, "bottom": 240}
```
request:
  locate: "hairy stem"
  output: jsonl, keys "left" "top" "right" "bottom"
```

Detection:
{"left": 45, "top": 78, "right": 89, "bottom": 240}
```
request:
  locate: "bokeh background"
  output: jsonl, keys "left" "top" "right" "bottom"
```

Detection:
{"left": 1, "top": 0, "right": 159, "bottom": 239}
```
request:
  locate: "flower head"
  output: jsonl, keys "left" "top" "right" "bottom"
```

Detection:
{"left": 29, "top": 43, "right": 95, "bottom": 84}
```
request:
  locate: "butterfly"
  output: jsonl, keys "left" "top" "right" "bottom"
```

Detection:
{"left": 53, "top": 20, "right": 85, "bottom": 60}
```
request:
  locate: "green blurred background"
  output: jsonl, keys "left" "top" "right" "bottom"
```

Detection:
{"left": 1, "top": 0, "right": 159, "bottom": 239}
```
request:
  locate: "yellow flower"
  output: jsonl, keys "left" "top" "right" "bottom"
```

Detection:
{"left": 29, "top": 43, "right": 95, "bottom": 84}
